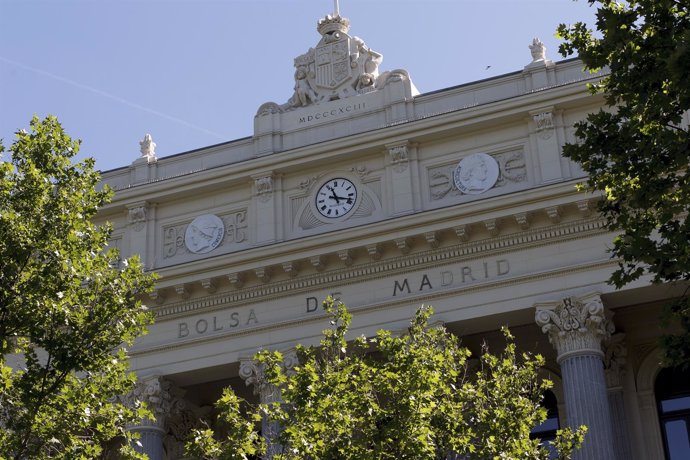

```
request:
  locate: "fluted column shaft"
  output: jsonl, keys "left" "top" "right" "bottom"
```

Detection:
{"left": 535, "top": 293, "right": 616, "bottom": 460}
{"left": 559, "top": 353, "right": 616, "bottom": 459}
{"left": 130, "top": 424, "right": 166, "bottom": 460}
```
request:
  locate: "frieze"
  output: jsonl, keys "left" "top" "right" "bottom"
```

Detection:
{"left": 429, "top": 149, "right": 527, "bottom": 201}
{"left": 163, "top": 210, "right": 248, "bottom": 259}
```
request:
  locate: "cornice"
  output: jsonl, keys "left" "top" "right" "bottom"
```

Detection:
{"left": 150, "top": 210, "right": 609, "bottom": 321}
{"left": 133, "top": 257, "right": 617, "bottom": 357}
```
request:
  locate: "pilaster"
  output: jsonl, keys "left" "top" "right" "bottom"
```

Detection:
{"left": 604, "top": 334, "right": 633, "bottom": 460}
{"left": 126, "top": 200, "right": 155, "bottom": 268}
{"left": 535, "top": 293, "right": 616, "bottom": 460}
{"left": 385, "top": 141, "right": 419, "bottom": 216}
{"left": 252, "top": 172, "right": 282, "bottom": 245}
{"left": 529, "top": 108, "right": 566, "bottom": 184}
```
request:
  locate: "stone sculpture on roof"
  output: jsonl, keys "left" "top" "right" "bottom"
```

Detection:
{"left": 257, "top": 5, "right": 414, "bottom": 115}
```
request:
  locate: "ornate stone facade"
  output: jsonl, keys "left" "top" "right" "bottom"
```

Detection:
{"left": 95, "top": 10, "right": 674, "bottom": 459}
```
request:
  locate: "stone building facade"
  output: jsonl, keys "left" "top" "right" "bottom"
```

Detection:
{"left": 98, "top": 10, "right": 690, "bottom": 460}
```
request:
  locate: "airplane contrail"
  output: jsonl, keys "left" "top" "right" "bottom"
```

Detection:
{"left": 0, "top": 56, "right": 226, "bottom": 140}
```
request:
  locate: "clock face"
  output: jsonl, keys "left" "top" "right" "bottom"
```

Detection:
{"left": 315, "top": 178, "right": 358, "bottom": 219}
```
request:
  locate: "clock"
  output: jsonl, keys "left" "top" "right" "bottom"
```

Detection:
{"left": 315, "top": 178, "right": 358, "bottom": 218}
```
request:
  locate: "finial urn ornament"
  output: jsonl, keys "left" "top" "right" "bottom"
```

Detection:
{"left": 529, "top": 38, "right": 547, "bottom": 62}
{"left": 139, "top": 133, "right": 157, "bottom": 162}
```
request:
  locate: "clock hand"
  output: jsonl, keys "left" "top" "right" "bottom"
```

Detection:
{"left": 330, "top": 191, "right": 341, "bottom": 203}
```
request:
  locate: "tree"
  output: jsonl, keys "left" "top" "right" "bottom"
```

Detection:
{"left": 186, "top": 298, "right": 585, "bottom": 460}
{"left": 557, "top": 0, "right": 690, "bottom": 368}
{"left": 0, "top": 116, "right": 156, "bottom": 459}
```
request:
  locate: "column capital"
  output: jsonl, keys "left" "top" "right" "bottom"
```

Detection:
{"left": 121, "top": 376, "right": 173, "bottom": 431}
{"left": 240, "top": 350, "right": 299, "bottom": 403}
{"left": 535, "top": 293, "right": 614, "bottom": 362}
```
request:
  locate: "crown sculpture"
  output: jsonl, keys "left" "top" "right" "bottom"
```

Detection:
{"left": 257, "top": 9, "right": 415, "bottom": 115}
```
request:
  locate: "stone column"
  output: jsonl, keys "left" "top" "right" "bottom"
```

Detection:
{"left": 604, "top": 334, "right": 633, "bottom": 460}
{"left": 535, "top": 293, "right": 616, "bottom": 460}
{"left": 125, "top": 376, "right": 173, "bottom": 460}
{"left": 240, "top": 350, "right": 298, "bottom": 459}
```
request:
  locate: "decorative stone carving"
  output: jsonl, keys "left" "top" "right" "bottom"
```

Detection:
{"left": 514, "top": 212, "right": 530, "bottom": 230}
{"left": 350, "top": 191, "right": 376, "bottom": 219}
{"left": 338, "top": 249, "right": 353, "bottom": 266}
{"left": 228, "top": 272, "right": 245, "bottom": 289}
{"left": 577, "top": 199, "right": 592, "bottom": 216}
{"left": 240, "top": 350, "right": 300, "bottom": 458}
{"left": 255, "top": 267, "right": 271, "bottom": 283}
{"left": 529, "top": 38, "right": 547, "bottom": 62}
{"left": 175, "top": 284, "right": 190, "bottom": 300}
{"left": 454, "top": 153, "right": 500, "bottom": 195}
{"left": 535, "top": 293, "right": 614, "bottom": 361}
{"left": 424, "top": 231, "right": 439, "bottom": 249}
{"left": 282, "top": 260, "right": 300, "bottom": 277}
{"left": 226, "top": 210, "right": 248, "bottom": 244}
{"left": 604, "top": 334, "right": 628, "bottom": 389}
{"left": 533, "top": 112, "right": 555, "bottom": 139}
{"left": 240, "top": 359, "right": 280, "bottom": 402}
{"left": 283, "top": 348, "right": 300, "bottom": 376}
{"left": 483, "top": 219, "right": 499, "bottom": 237}
{"left": 298, "top": 206, "right": 328, "bottom": 230}
{"left": 127, "top": 202, "right": 148, "bottom": 232}
{"left": 255, "top": 7, "right": 416, "bottom": 115}
{"left": 255, "top": 176, "right": 274, "bottom": 202}
{"left": 310, "top": 255, "right": 326, "bottom": 272}
{"left": 350, "top": 165, "right": 370, "bottom": 180}
{"left": 388, "top": 144, "right": 409, "bottom": 173}
{"left": 149, "top": 289, "right": 165, "bottom": 305}
{"left": 184, "top": 214, "right": 225, "bottom": 254}
{"left": 454, "top": 224, "right": 471, "bottom": 242}
{"left": 164, "top": 211, "right": 246, "bottom": 259}
{"left": 395, "top": 237, "right": 411, "bottom": 255}
{"left": 139, "top": 133, "right": 157, "bottom": 162}
{"left": 200, "top": 278, "right": 217, "bottom": 293}
{"left": 299, "top": 175, "right": 319, "bottom": 190}
{"left": 164, "top": 398, "right": 210, "bottom": 460}
{"left": 430, "top": 150, "right": 526, "bottom": 201}
{"left": 366, "top": 243, "right": 381, "bottom": 260}
{"left": 123, "top": 376, "right": 173, "bottom": 428}
{"left": 240, "top": 351, "right": 300, "bottom": 401}
{"left": 545, "top": 206, "right": 562, "bottom": 224}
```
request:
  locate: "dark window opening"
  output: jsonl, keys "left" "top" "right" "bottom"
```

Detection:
{"left": 656, "top": 366, "right": 690, "bottom": 460}
{"left": 531, "top": 389, "right": 560, "bottom": 458}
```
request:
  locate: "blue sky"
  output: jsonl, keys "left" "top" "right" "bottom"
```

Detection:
{"left": 0, "top": 0, "right": 597, "bottom": 172}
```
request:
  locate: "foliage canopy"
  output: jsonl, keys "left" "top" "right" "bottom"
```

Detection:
{"left": 558, "top": 0, "right": 690, "bottom": 367}
{"left": 187, "top": 298, "right": 584, "bottom": 460}
{"left": 0, "top": 116, "right": 155, "bottom": 459}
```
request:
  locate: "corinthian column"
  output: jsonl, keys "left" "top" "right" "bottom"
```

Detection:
{"left": 125, "top": 376, "right": 173, "bottom": 460}
{"left": 535, "top": 293, "right": 616, "bottom": 460}
{"left": 240, "top": 349, "right": 298, "bottom": 459}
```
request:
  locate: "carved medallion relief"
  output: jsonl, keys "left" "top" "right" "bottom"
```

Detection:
{"left": 162, "top": 210, "right": 248, "bottom": 263}
{"left": 429, "top": 149, "right": 527, "bottom": 202}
